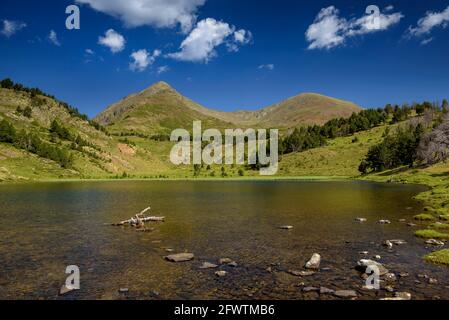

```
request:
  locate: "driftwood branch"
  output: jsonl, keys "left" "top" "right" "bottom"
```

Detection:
{"left": 112, "top": 206, "right": 165, "bottom": 227}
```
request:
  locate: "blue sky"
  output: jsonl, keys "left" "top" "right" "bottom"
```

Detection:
{"left": 1, "top": 0, "right": 449, "bottom": 118}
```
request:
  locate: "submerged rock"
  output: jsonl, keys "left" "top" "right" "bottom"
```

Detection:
{"left": 378, "top": 220, "right": 392, "bottom": 225}
{"left": 381, "top": 292, "right": 412, "bottom": 301}
{"left": 200, "top": 262, "right": 218, "bottom": 269}
{"left": 319, "top": 287, "right": 335, "bottom": 295}
{"left": 305, "top": 253, "right": 321, "bottom": 269}
{"left": 279, "top": 225, "right": 294, "bottom": 230}
{"left": 356, "top": 259, "right": 389, "bottom": 276}
{"left": 383, "top": 240, "right": 393, "bottom": 249}
{"left": 288, "top": 270, "right": 315, "bottom": 277}
{"left": 165, "top": 253, "right": 194, "bottom": 262}
{"left": 218, "top": 258, "right": 237, "bottom": 266}
{"left": 425, "top": 239, "right": 445, "bottom": 246}
{"left": 303, "top": 287, "right": 319, "bottom": 293}
{"left": 389, "top": 239, "right": 407, "bottom": 245}
{"left": 334, "top": 290, "right": 358, "bottom": 298}
{"left": 59, "top": 285, "right": 77, "bottom": 296}
{"left": 355, "top": 218, "right": 367, "bottom": 223}
{"left": 215, "top": 271, "right": 227, "bottom": 278}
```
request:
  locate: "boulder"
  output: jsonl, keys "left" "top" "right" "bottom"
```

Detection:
{"left": 165, "top": 253, "right": 194, "bottom": 262}
{"left": 305, "top": 253, "right": 321, "bottom": 269}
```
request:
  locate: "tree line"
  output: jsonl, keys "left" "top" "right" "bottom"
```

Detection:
{"left": 1, "top": 78, "right": 108, "bottom": 135}
{"left": 281, "top": 100, "right": 448, "bottom": 155}
{"left": 359, "top": 102, "right": 449, "bottom": 174}
{"left": 0, "top": 118, "right": 73, "bottom": 168}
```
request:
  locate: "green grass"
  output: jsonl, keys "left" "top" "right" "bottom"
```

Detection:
{"left": 415, "top": 229, "right": 449, "bottom": 240}
{"left": 424, "top": 250, "right": 449, "bottom": 266}
{"left": 429, "top": 223, "right": 449, "bottom": 230}
{"left": 414, "top": 213, "right": 436, "bottom": 221}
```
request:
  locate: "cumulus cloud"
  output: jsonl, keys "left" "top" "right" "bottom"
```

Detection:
{"left": 48, "top": 30, "right": 61, "bottom": 46}
{"left": 129, "top": 49, "right": 161, "bottom": 72}
{"left": 305, "top": 6, "right": 404, "bottom": 50}
{"left": 98, "top": 29, "right": 126, "bottom": 53}
{"left": 407, "top": 6, "right": 449, "bottom": 37}
{"left": 76, "top": 0, "right": 205, "bottom": 33}
{"left": 258, "top": 64, "right": 274, "bottom": 71}
{"left": 1, "top": 19, "right": 27, "bottom": 37}
{"left": 167, "top": 18, "right": 251, "bottom": 62}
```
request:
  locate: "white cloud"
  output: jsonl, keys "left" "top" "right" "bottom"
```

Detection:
{"left": 129, "top": 49, "right": 161, "bottom": 72}
{"left": 407, "top": 6, "right": 449, "bottom": 37}
{"left": 258, "top": 64, "right": 274, "bottom": 71}
{"left": 157, "top": 65, "right": 170, "bottom": 74}
{"left": 385, "top": 5, "right": 394, "bottom": 12}
{"left": 306, "top": 6, "right": 404, "bottom": 50}
{"left": 420, "top": 37, "right": 433, "bottom": 46}
{"left": 1, "top": 20, "right": 27, "bottom": 38}
{"left": 168, "top": 18, "right": 251, "bottom": 62}
{"left": 48, "top": 30, "right": 61, "bottom": 46}
{"left": 76, "top": 0, "right": 205, "bottom": 33}
{"left": 98, "top": 29, "right": 126, "bottom": 53}
{"left": 85, "top": 48, "right": 94, "bottom": 55}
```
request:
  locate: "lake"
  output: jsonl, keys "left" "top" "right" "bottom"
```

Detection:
{"left": 0, "top": 180, "right": 448, "bottom": 300}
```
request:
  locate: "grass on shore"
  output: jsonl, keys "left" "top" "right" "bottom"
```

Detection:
{"left": 424, "top": 250, "right": 449, "bottom": 266}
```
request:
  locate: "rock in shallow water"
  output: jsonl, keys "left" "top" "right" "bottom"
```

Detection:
{"left": 356, "top": 259, "right": 389, "bottom": 276}
{"left": 425, "top": 239, "right": 445, "bottom": 246}
{"left": 334, "top": 290, "right": 358, "bottom": 298}
{"left": 165, "top": 253, "right": 194, "bottom": 262}
{"left": 200, "top": 262, "right": 218, "bottom": 269}
{"left": 215, "top": 271, "right": 227, "bottom": 277}
{"left": 305, "top": 253, "right": 321, "bottom": 269}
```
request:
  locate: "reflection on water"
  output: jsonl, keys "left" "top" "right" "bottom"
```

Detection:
{"left": 0, "top": 180, "right": 447, "bottom": 300}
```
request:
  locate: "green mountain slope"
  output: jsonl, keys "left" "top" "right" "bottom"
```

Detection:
{"left": 95, "top": 82, "right": 362, "bottom": 134}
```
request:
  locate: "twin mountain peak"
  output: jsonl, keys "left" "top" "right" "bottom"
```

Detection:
{"left": 94, "top": 81, "right": 361, "bottom": 136}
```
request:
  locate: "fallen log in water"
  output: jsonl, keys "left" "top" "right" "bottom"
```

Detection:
{"left": 112, "top": 206, "right": 165, "bottom": 227}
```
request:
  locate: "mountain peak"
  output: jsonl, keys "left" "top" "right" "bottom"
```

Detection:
{"left": 141, "top": 81, "right": 174, "bottom": 94}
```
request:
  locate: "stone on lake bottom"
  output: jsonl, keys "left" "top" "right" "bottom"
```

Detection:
{"left": 334, "top": 290, "right": 358, "bottom": 298}
{"left": 165, "top": 253, "right": 194, "bottom": 262}
{"left": 305, "top": 253, "right": 321, "bottom": 269}
{"left": 215, "top": 271, "right": 227, "bottom": 277}
{"left": 200, "top": 262, "right": 218, "bottom": 269}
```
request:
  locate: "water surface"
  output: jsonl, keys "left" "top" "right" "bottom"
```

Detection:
{"left": 0, "top": 180, "right": 448, "bottom": 300}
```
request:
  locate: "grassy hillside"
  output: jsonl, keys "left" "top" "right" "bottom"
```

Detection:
{"left": 95, "top": 82, "right": 362, "bottom": 136}
{"left": 230, "top": 93, "right": 362, "bottom": 128}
